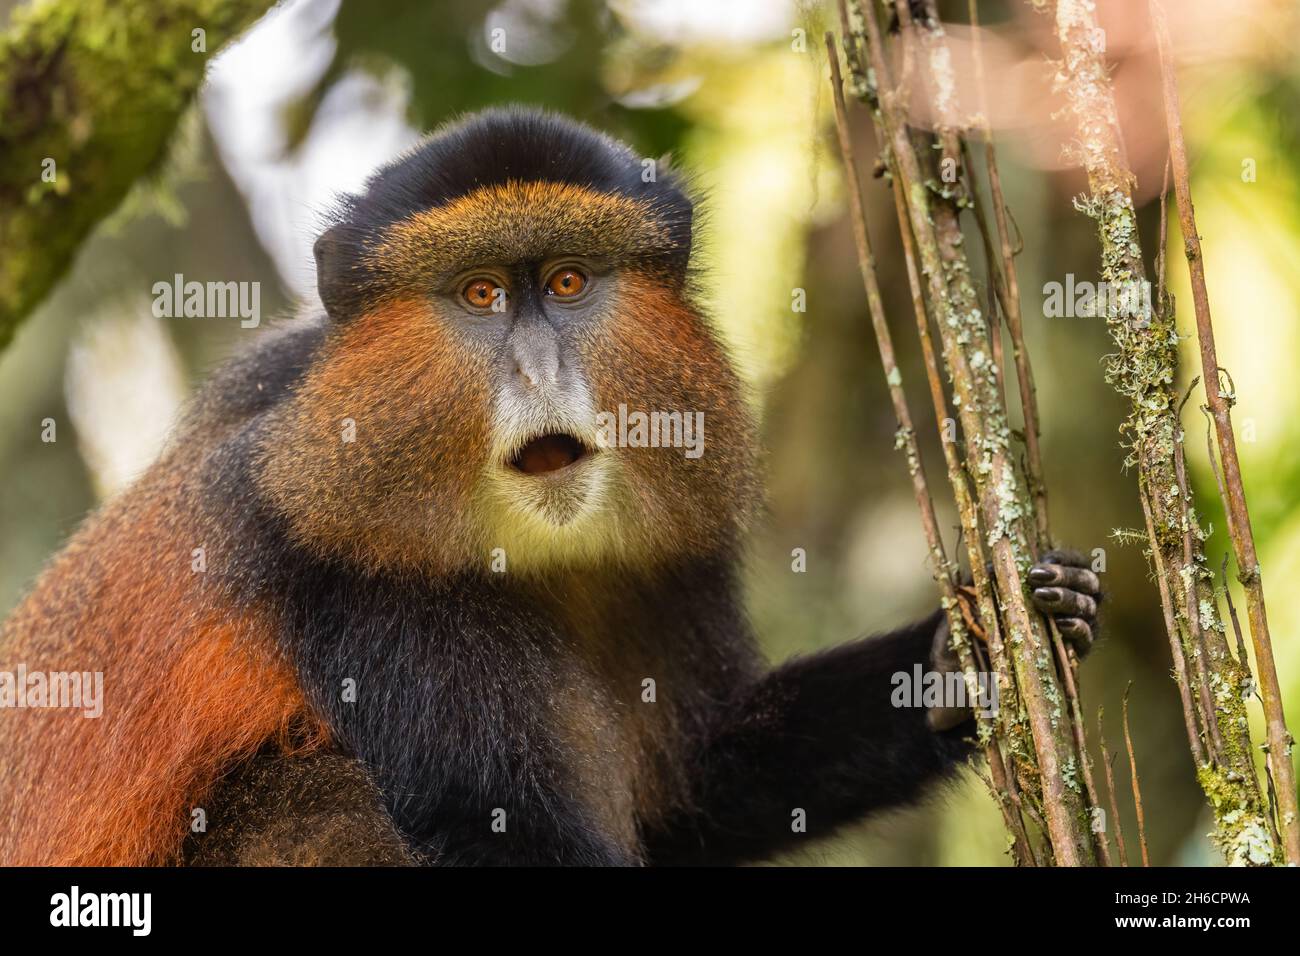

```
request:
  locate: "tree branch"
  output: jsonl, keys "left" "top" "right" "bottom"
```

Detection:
{"left": 0, "top": 0, "right": 276, "bottom": 349}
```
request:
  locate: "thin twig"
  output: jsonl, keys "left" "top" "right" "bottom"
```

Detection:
{"left": 1122, "top": 684, "right": 1150, "bottom": 866}
{"left": 1047, "top": 0, "right": 1271, "bottom": 862}
{"left": 852, "top": 0, "right": 1093, "bottom": 863}
{"left": 968, "top": 0, "right": 1050, "bottom": 551}
{"left": 1155, "top": 155, "right": 1171, "bottom": 318}
{"left": 884, "top": 169, "right": 1031, "bottom": 826}
{"left": 964, "top": 145, "right": 1010, "bottom": 416}
{"left": 1052, "top": 623, "right": 1112, "bottom": 865}
{"left": 1218, "top": 552, "right": 1250, "bottom": 682}
{"left": 886, "top": 173, "right": 1022, "bottom": 735}
{"left": 1172, "top": 382, "right": 1225, "bottom": 760}
{"left": 1097, "top": 709, "right": 1130, "bottom": 867}
{"left": 1137, "top": 460, "right": 1207, "bottom": 765}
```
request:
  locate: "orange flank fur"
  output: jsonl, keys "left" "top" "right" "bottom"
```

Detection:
{"left": 0, "top": 450, "right": 326, "bottom": 866}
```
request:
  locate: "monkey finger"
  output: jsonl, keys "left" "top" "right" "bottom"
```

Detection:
{"left": 1031, "top": 586, "right": 1098, "bottom": 620}
{"left": 1038, "top": 548, "right": 1089, "bottom": 570}
{"left": 1028, "top": 563, "right": 1101, "bottom": 598}
{"left": 1053, "top": 616, "right": 1095, "bottom": 655}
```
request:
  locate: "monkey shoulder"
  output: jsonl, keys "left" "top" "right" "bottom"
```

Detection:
{"left": 187, "top": 314, "right": 330, "bottom": 434}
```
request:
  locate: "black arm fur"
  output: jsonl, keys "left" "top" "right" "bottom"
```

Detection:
{"left": 643, "top": 611, "right": 974, "bottom": 865}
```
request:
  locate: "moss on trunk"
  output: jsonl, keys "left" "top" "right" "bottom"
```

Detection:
{"left": 0, "top": 0, "right": 275, "bottom": 349}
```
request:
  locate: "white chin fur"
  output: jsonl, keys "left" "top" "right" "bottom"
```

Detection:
{"left": 475, "top": 453, "right": 646, "bottom": 572}
{"left": 491, "top": 452, "right": 607, "bottom": 526}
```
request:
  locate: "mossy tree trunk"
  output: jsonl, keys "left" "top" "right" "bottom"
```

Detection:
{"left": 0, "top": 0, "right": 276, "bottom": 350}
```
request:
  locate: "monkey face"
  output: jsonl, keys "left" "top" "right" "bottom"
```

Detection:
{"left": 256, "top": 116, "right": 760, "bottom": 577}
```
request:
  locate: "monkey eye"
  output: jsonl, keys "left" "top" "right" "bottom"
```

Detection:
{"left": 545, "top": 268, "right": 587, "bottom": 298}
{"left": 462, "top": 278, "right": 502, "bottom": 309}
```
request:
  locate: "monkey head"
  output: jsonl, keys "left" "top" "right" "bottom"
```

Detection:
{"left": 255, "top": 108, "right": 760, "bottom": 578}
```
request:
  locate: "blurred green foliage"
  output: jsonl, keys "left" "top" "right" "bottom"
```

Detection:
{"left": 287, "top": 0, "right": 691, "bottom": 160}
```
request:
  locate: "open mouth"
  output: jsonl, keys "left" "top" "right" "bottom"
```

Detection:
{"left": 508, "top": 432, "right": 593, "bottom": 475}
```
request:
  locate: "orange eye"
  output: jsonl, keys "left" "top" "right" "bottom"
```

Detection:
{"left": 463, "top": 278, "right": 500, "bottom": 309}
{"left": 546, "top": 268, "right": 586, "bottom": 298}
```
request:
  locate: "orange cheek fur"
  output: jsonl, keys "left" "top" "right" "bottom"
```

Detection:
{"left": 259, "top": 301, "right": 495, "bottom": 575}
{"left": 580, "top": 276, "right": 759, "bottom": 556}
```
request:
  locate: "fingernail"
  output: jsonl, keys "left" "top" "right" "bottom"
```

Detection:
{"left": 1028, "top": 567, "right": 1057, "bottom": 584}
{"left": 1033, "top": 587, "right": 1060, "bottom": 604}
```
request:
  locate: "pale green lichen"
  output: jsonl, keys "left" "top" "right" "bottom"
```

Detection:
{"left": 1209, "top": 806, "right": 1275, "bottom": 866}
{"left": 845, "top": 0, "right": 1093, "bottom": 859}
{"left": 1062, "top": 755, "right": 1080, "bottom": 793}
{"left": 1057, "top": 0, "right": 1280, "bottom": 865}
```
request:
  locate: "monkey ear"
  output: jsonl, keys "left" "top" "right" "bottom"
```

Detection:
{"left": 313, "top": 226, "right": 350, "bottom": 319}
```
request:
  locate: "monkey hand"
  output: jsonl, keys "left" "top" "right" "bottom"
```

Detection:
{"left": 927, "top": 549, "right": 1101, "bottom": 732}
{"left": 1027, "top": 549, "right": 1102, "bottom": 655}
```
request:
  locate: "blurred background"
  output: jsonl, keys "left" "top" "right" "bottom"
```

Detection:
{"left": 1, "top": 0, "right": 1297, "bottom": 865}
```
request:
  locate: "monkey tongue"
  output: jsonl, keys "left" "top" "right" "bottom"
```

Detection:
{"left": 512, "top": 434, "right": 586, "bottom": 475}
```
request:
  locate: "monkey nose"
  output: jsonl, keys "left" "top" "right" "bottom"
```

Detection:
{"left": 509, "top": 323, "right": 561, "bottom": 390}
{"left": 512, "top": 346, "right": 560, "bottom": 390}
{"left": 515, "top": 362, "right": 544, "bottom": 389}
